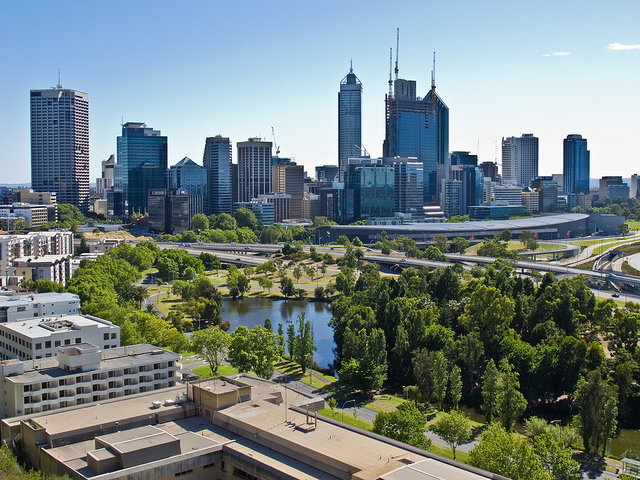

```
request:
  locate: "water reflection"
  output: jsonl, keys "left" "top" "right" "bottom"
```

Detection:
{"left": 222, "top": 298, "right": 335, "bottom": 369}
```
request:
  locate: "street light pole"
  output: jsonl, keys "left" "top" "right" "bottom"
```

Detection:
{"left": 342, "top": 399, "right": 355, "bottom": 423}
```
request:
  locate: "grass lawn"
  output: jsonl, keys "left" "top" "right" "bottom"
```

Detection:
{"left": 318, "top": 407, "right": 372, "bottom": 430}
{"left": 192, "top": 364, "right": 240, "bottom": 378}
{"left": 625, "top": 221, "right": 640, "bottom": 231}
{"left": 140, "top": 267, "right": 159, "bottom": 277}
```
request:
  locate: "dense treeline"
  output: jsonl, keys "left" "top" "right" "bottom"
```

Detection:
{"left": 329, "top": 255, "right": 640, "bottom": 447}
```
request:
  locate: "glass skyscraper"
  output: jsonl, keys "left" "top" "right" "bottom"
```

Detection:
{"left": 203, "top": 136, "right": 232, "bottom": 215}
{"left": 30, "top": 87, "right": 89, "bottom": 210}
{"left": 116, "top": 122, "right": 168, "bottom": 215}
{"left": 237, "top": 138, "right": 272, "bottom": 203}
{"left": 563, "top": 134, "right": 590, "bottom": 195}
{"left": 338, "top": 65, "right": 362, "bottom": 182}
{"left": 384, "top": 78, "right": 448, "bottom": 204}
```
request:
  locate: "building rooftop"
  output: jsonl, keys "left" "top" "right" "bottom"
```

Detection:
{"left": 0, "top": 314, "right": 113, "bottom": 339}
{"left": 0, "top": 292, "right": 79, "bottom": 308}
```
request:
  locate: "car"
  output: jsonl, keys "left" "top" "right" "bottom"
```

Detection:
{"left": 230, "top": 242, "right": 237, "bottom": 245}
{"left": 366, "top": 248, "right": 372, "bottom": 251}
{"left": 612, "top": 293, "right": 620, "bottom": 298}
{"left": 400, "top": 259, "right": 407, "bottom": 263}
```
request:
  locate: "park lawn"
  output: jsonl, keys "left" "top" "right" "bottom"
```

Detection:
{"left": 140, "top": 267, "right": 158, "bottom": 277}
{"left": 362, "top": 395, "right": 406, "bottom": 414}
{"left": 146, "top": 285, "right": 169, "bottom": 296}
{"left": 156, "top": 292, "right": 183, "bottom": 316}
{"left": 625, "top": 221, "right": 640, "bottom": 231}
{"left": 317, "top": 407, "right": 372, "bottom": 430}
{"left": 276, "top": 362, "right": 339, "bottom": 391}
{"left": 428, "top": 443, "right": 471, "bottom": 463}
{"left": 192, "top": 364, "right": 240, "bottom": 378}
{"left": 429, "top": 410, "right": 484, "bottom": 429}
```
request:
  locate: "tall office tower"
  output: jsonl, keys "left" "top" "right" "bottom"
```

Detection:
{"left": 272, "top": 164, "right": 304, "bottom": 219}
{"left": 563, "top": 134, "right": 590, "bottom": 194}
{"left": 383, "top": 59, "right": 449, "bottom": 204}
{"left": 393, "top": 160, "right": 423, "bottom": 214}
{"left": 237, "top": 138, "right": 272, "bottom": 203}
{"left": 169, "top": 157, "right": 207, "bottom": 218}
{"left": 96, "top": 155, "right": 116, "bottom": 197}
{"left": 501, "top": 134, "right": 538, "bottom": 187}
{"left": 203, "top": 136, "right": 232, "bottom": 215}
{"left": 116, "top": 122, "right": 168, "bottom": 215}
{"left": 479, "top": 161, "right": 499, "bottom": 182}
{"left": 30, "top": 86, "right": 89, "bottom": 210}
{"left": 338, "top": 64, "right": 362, "bottom": 182}
{"left": 630, "top": 174, "right": 640, "bottom": 198}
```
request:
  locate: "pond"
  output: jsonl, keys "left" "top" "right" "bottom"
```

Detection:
{"left": 608, "top": 429, "right": 640, "bottom": 459}
{"left": 222, "top": 298, "right": 336, "bottom": 370}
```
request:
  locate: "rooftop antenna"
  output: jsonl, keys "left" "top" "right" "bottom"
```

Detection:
{"left": 350, "top": 58, "right": 353, "bottom": 74}
{"left": 495, "top": 140, "right": 498, "bottom": 163}
{"left": 431, "top": 52, "right": 436, "bottom": 89}
{"left": 388, "top": 48, "right": 393, "bottom": 98}
{"left": 56, "top": 69, "right": 62, "bottom": 89}
{"left": 394, "top": 28, "right": 399, "bottom": 81}
{"left": 477, "top": 140, "right": 480, "bottom": 157}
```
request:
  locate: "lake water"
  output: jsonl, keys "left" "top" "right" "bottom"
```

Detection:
{"left": 222, "top": 298, "right": 336, "bottom": 370}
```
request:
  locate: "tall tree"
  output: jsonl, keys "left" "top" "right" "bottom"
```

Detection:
{"left": 190, "top": 326, "right": 231, "bottom": 374}
{"left": 449, "top": 365, "right": 462, "bottom": 410}
{"left": 432, "top": 351, "right": 449, "bottom": 410}
{"left": 293, "top": 312, "right": 317, "bottom": 373}
{"left": 574, "top": 369, "right": 618, "bottom": 454}
{"left": 372, "top": 402, "right": 432, "bottom": 450}
{"left": 497, "top": 358, "right": 527, "bottom": 432}
{"left": 286, "top": 323, "right": 296, "bottom": 359}
{"left": 481, "top": 358, "right": 500, "bottom": 422}
{"left": 339, "top": 327, "right": 387, "bottom": 392}
{"left": 227, "top": 325, "right": 279, "bottom": 379}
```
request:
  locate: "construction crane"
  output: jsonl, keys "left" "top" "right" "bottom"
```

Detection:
{"left": 271, "top": 127, "right": 280, "bottom": 156}
{"left": 388, "top": 48, "right": 393, "bottom": 98}
{"left": 355, "top": 144, "right": 370, "bottom": 157}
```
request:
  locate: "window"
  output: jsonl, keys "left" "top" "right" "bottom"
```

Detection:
{"left": 76, "top": 387, "right": 82, "bottom": 395}
{"left": 35, "top": 343, "right": 41, "bottom": 350}
{"left": 65, "top": 339, "right": 71, "bottom": 345}
{"left": 45, "top": 341, "right": 51, "bottom": 348}
{"left": 111, "top": 333, "right": 116, "bottom": 339}
{"left": 17, "top": 307, "right": 26, "bottom": 312}
{"left": 75, "top": 338, "right": 81, "bottom": 343}
{"left": 55, "top": 340, "right": 61, "bottom": 347}
{"left": 103, "top": 333, "right": 109, "bottom": 340}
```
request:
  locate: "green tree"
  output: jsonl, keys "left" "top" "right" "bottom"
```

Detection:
{"left": 227, "top": 325, "right": 279, "bottom": 379}
{"left": 191, "top": 213, "right": 209, "bottom": 232}
{"left": 280, "top": 276, "right": 295, "bottom": 298}
{"left": 372, "top": 402, "right": 432, "bottom": 450}
{"left": 519, "top": 229, "right": 533, "bottom": 245}
{"left": 574, "top": 369, "right": 618, "bottom": 454}
{"left": 352, "top": 236, "right": 363, "bottom": 247}
{"left": 501, "top": 229, "right": 512, "bottom": 242}
{"left": 430, "top": 410, "right": 472, "bottom": 460}
{"left": 327, "top": 397, "right": 337, "bottom": 413}
{"left": 234, "top": 208, "right": 259, "bottom": 231}
{"left": 452, "top": 236, "right": 470, "bottom": 254}
{"left": 191, "top": 326, "right": 231, "bottom": 374}
{"left": 292, "top": 266, "right": 303, "bottom": 283}
{"left": 10, "top": 217, "right": 28, "bottom": 230}
{"left": 286, "top": 323, "right": 296, "bottom": 359}
{"left": 497, "top": 358, "right": 527, "bottom": 432}
{"left": 532, "top": 431, "right": 580, "bottom": 480}
{"left": 449, "top": 365, "right": 462, "bottom": 410}
{"left": 258, "top": 276, "right": 274, "bottom": 295}
{"left": 292, "top": 312, "right": 317, "bottom": 373}
{"left": 526, "top": 238, "right": 539, "bottom": 251}
{"left": 339, "top": 327, "right": 387, "bottom": 392}
{"left": 617, "top": 222, "right": 630, "bottom": 235}
{"left": 434, "top": 235, "right": 450, "bottom": 253}
{"left": 433, "top": 351, "right": 449, "bottom": 409}
{"left": 481, "top": 358, "right": 499, "bottom": 422}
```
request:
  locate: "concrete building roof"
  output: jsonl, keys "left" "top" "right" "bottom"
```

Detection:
{"left": 0, "top": 292, "right": 79, "bottom": 308}
{"left": 0, "top": 314, "right": 114, "bottom": 339}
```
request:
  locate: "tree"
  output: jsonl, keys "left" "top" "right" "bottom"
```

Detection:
{"left": 373, "top": 402, "right": 432, "bottom": 450}
{"left": 10, "top": 218, "right": 28, "bottom": 231}
{"left": 532, "top": 431, "right": 580, "bottom": 480}
{"left": 258, "top": 276, "right": 274, "bottom": 295}
{"left": 574, "top": 369, "right": 618, "bottom": 454}
{"left": 526, "top": 238, "right": 539, "bottom": 252}
{"left": 430, "top": 410, "right": 472, "bottom": 460}
{"left": 481, "top": 358, "right": 499, "bottom": 422}
{"left": 286, "top": 323, "right": 296, "bottom": 359}
{"left": 234, "top": 208, "right": 259, "bottom": 231}
{"left": 452, "top": 236, "right": 470, "bottom": 254}
{"left": 191, "top": 326, "right": 231, "bottom": 374}
{"left": 352, "top": 237, "right": 363, "bottom": 247}
{"left": 497, "top": 358, "right": 527, "bottom": 432}
{"left": 501, "top": 229, "right": 512, "bottom": 242}
{"left": 227, "top": 325, "right": 279, "bottom": 379}
{"left": 280, "top": 276, "right": 295, "bottom": 299}
{"left": 434, "top": 235, "right": 450, "bottom": 253}
{"left": 327, "top": 397, "right": 337, "bottom": 413}
{"left": 519, "top": 230, "right": 533, "bottom": 245}
{"left": 292, "top": 266, "right": 303, "bottom": 283}
{"left": 293, "top": 312, "right": 317, "bottom": 373}
{"left": 432, "top": 351, "right": 448, "bottom": 409}
{"left": 339, "top": 327, "right": 387, "bottom": 392}
{"left": 469, "top": 423, "right": 550, "bottom": 480}
{"left": 449, "top": 365, "right": 462, "bottom": 410}
{"left": 191, "top": 213, "right": 209, "bottom": 232}
{"left": 617, "top": 222, "right": 630, "bottom": 236}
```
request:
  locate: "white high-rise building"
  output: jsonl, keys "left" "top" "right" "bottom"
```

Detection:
{"left": 501, "top": 134, "right": 538, "bottom": 187}
{"left": 30, "top": 86, "right": 89, "bottom": 210}
{"left": 338, "top": 64, "right": 362, "bottom": 182}
{"left": 237, "top": 138, "right": 272, "bottom": 203}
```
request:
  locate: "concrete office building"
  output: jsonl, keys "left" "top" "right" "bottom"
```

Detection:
{"left": 338, "top": 64, "right": 363, "bottom": 182}
{"left": 501, "top": 134, "right": 538, "bottom": 187}
{"left": 563, "top": 134, "right": 590, "bottom": 194}
{"left": 272, "top": 163, "right": 305, "bottom": 219}
{"left": 237, "top": 138, "right": 272, "bottom": 203}
{"left": 0, "top": 314, "right": 119, "bottom": 361}
{"left": 116, "top": 123, "right": 168, "bottom": 215}
{"left": 0, "top": 343, "right": 180, "bottom": 418}
{"left": 203, "top": 136, "right": 233, "bottom": 215}
{"left": 96, "top": 155, "right": 116, "bottom": 197}
{"left": 0, "top": 292, "right": 80, "bottom": 324}
{"left": 494, "top": 185, "right": 524, "bottom": 205}
{"left": 4, "top": 374, "right": 495, "bottom": 480}
{"left": 30, "top": 87, "right": 89, "bottom": 210}
{"left": 0, "top": 204, "right": 49, "bottom": 228}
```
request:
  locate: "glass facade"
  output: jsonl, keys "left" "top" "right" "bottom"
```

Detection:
{"left": 563, "top": 135, "right": 590, "bottom": 195}
{"left": 203, "top": 136, "right": 232, "bottom": 215}
{"left": 394, "top": 162, "right": 423, "bottom": 214}
{"left": 116, "top": 123, "right": 168, "bottom": 215}
{"left": 339, "top": 67, "right": 362, "bottom": 182}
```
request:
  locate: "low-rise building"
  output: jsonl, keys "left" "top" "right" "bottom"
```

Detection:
{"left": 0, "top": 314, "right": 119, "bottom": 361}
{"left": 0, "top": 292, "right": 80, "bottom": 323}
{"left": 0, "top": 203, "right": 50, "bottom": 228}
{"left": 0, "top": 232, "right": 73, "bottom": 276}
{"left": 0, "top": 343, "right": 180, "bottom": 418}
{"left": 8, "top": 255, "right": 73, "bottom": 285}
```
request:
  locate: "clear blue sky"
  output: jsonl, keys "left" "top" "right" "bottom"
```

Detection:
{"left": 1, "top": 0, "right": 638, "bottom": 185}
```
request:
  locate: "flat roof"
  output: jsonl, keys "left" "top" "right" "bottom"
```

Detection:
{"left": 0, "top": 314, "right": 114, "bottom": 338}
{"left": 0, "top": 292, "right": 79, "bottom": 308}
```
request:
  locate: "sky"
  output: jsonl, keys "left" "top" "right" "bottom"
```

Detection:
{"left": 1, "top": 0, "right": 638, "bottom": 185}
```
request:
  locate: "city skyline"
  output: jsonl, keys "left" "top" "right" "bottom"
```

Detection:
{"left": 1, "top": 1, "right": 638, "bottom": 185}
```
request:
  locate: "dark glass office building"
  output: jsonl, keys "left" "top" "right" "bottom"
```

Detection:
{"left": 563, "top": 134, "right": 590, "bottom": 195}
{"left": 116, "top": 122, "right": 168, "bottom": 215}
{"left": 203, "top": 136, "right": 232, "bottom": 215}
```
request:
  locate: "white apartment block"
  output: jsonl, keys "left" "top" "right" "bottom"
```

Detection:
{"left": 0, "top": 204, "right": 49, "bottom": 228}
{"left": 0, "top": 292, "right": 80, "bottom": 323}
{"left": 0, "top": 314, "right": 119, "bottom": 361}
{"left": 0, "top": 343, "right": 180, "bottom": 418}
{"left": 0, "top": 231, "right": 73, "bottom": 276}
{"left": 8, "top": 255, "right": 73, "bottom": 285}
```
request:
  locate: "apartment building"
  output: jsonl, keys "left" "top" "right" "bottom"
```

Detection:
{"left": 0, "top": 343, "right": 180, "bottom": 418}
{"left": 0, "top": 292, "right": 80, "bottom": 323}
{"left": 0, "top": 314, "right": 119, "bottom": 361}
{"left": 0, "top": 231, "right": 73, "bottom": 276}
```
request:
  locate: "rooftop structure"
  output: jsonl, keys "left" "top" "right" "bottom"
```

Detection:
{"left": 0, "top": 292, "right": 80, "bottom": 324}
{"left": 3, "top": 374, "right": 494, "bottom": 480}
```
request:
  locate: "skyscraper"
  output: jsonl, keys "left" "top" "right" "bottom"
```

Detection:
{"left": 169, "top": 157, "right": 207, "bottom": 219}
{"left": 383, "top": 63, "right": 448, "bottom": 204}
{"left": 237, "top": 138, "right": 272, "bottom": 203}
{"left": 203, "top": 136, "right": 232, "bottom": 215}
{"left": 501, "top": 134, "right": 538, "bottom": 187}
{"left": 116, "top": 122, "right": 167, "bottom": 215}
{"left": 272, "top": 163, "right": 304, "bottom": 219}
{"left": 563, "top": 134, "right": 590, "bottom": 195}
{"left": 338, "top": 63, "right": 362, "bottom": 182}
{"left": 30, "top": 86, "right": 89, "bottom": 210}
